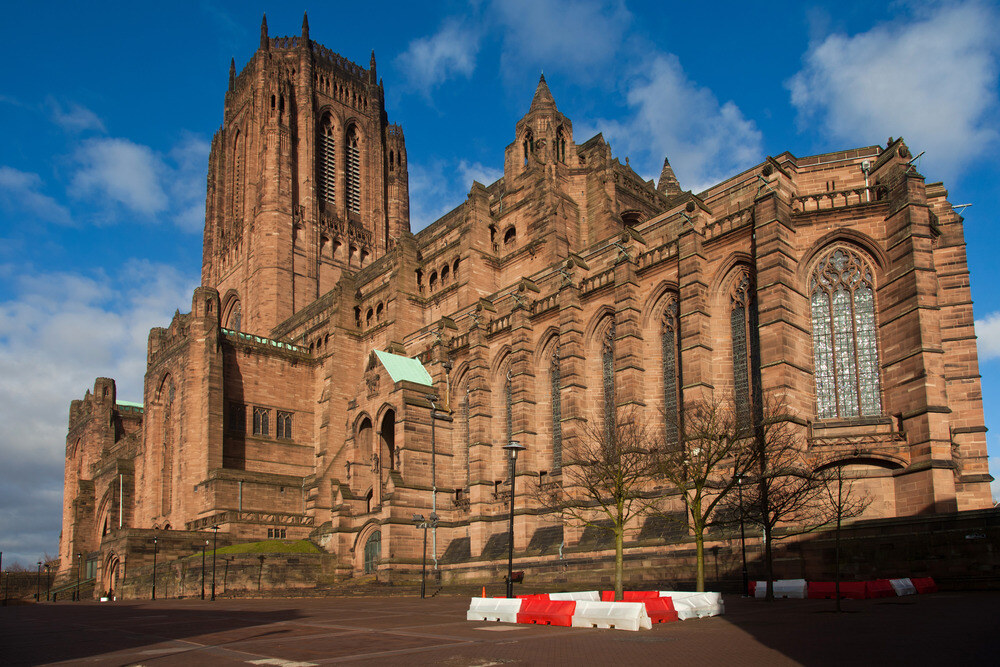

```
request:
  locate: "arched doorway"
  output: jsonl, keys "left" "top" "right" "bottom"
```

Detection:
{"left": 363, "top": 531, "right": 381, "bottom": 574}
{"left": 102, "top": 553, "right": 120, "bottom": 598}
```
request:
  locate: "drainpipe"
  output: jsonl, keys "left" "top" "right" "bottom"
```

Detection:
{"left": 238, "top": 480, "right": 243, "bottom": 512}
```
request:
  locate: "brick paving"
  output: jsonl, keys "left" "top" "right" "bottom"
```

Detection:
{"left": 1, "top": 592, "right": 994, "bottom": 665}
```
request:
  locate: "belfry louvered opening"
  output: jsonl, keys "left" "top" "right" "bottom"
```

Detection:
{"left": 346, "top": 126, "right": 360, "bottom": 214}
{"left": 318, "top": 114, "right": 336, "bottom": 207}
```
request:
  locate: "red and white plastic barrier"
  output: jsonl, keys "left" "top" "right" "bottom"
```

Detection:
{"left": 466, "top": 590, "right": 721, "bottom": 631}
{"left": 760, "top": 576, "right": 937, "bottom": 600}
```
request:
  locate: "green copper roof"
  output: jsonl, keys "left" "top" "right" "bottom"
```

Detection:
{"left": 373, "top": 350, "right": 433, "bottom": 387}
{"left": 116, "top": 400, "right": 144, "bottom": 408}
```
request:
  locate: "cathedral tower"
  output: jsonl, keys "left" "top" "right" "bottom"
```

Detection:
{"left": 202, "top": 14, "right": 410, "bottom": 336}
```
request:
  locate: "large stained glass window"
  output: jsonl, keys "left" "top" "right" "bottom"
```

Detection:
{"left": 731, "top": 270, "right": 755, "bottom": 427}
{"left": 550, "top": 345, "right": 562, "bottom": 469}
{"left": 602, "top": 321, "right": 616, "bottom": 442}
{"left": 661, "top": 298, "right": 681, "bottom": 447}
{"left": 811, "top": 247, "right": 881, "bottom": 419}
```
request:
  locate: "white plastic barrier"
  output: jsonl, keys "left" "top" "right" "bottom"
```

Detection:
{"left": 549, "top": 590, "right": 601, "bottom": 601}
{"left": 753, "top": 579, "right": 807, "bottom": 599}
{"left": 571, "top": 600, "right": 652, "bottom": 631}
{"left": 889, "top": 578, "right": 917, "bottom": 596}
{"left": 658, "top": 591, "right": 724, "bottom": 619}
{"left": 467, "top": 597, "right": 522, "bottom": 623}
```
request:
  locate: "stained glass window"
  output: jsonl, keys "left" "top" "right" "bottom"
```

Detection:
{"left": 602, "top": 321, "right": 616, "bottom": 442}
{"left": 661, "top": 298, "right": 680, "bottom": 448}
{"left": 731, "top": 271, "right": 753, "bottom": 428}
{"left": 811, "top": 247, "right": 881, "bottom": 419}
{"left": 551, "top": 346, "right": 562, "bottom": 469}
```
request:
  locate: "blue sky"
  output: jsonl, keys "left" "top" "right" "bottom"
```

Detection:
{"left": 1, "top": 1, "right": 998, "bottom": 568}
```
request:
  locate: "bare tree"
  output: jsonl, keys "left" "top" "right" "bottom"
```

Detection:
{"left": 537, "top": 406, "right": 658, "bottom": 600}
{"left": 655, "top": 398, "right": 759, "bottom": 591}
{"left": 817, "top": 462, "right": 873, "bottom": 611}
{"left": 728, "top": 397, "right": 830, "bottom": 601}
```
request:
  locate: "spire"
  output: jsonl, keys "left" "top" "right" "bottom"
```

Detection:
{"left": 657, "top": 157, "right": 681, "bottom": 196}
{"left": 369, "top": 50, "right": 377, "bottom": 84}
{"left": 229, "top": 57, "right": 236, "bottom": 89}
{"left": 301, "top": 11, "right": 309, "bottom": 41}
{"left": 260, "top": 14, "right": 269, "bottom": 51}
{"left": 529, "top": 73, "right": 557, "bottom": 112}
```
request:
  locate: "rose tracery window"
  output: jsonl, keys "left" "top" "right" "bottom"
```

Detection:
{"left": 811, "top": 247, "right": 881, "bottom": 419}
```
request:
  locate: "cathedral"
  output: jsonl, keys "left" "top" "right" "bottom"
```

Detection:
{"left": 58, "top": 15, "right": 993, "bottom": 593}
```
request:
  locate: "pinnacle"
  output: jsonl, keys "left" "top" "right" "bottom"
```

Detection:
{"left": 529, "top": 73, "right": 557, "bottom": 112}
{"left": 657, "top": 157, "right": 681, "bottom": 196}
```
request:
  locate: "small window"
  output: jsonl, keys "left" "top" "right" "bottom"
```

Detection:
{"left": 504, "top": 226, "right": 517, "bottom": 245}
{"left": 229, "top": 403, "right": 246, "bottom": 433}
{"left": 253, "top": 407, "right": 270, "bottom": 436}
{"left": 277, "top": 411, "right": 293, "bottom": 439}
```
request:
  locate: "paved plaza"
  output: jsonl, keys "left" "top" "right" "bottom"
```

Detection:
{"left": 1, "top": 591, "right": 994, "bottom": 665}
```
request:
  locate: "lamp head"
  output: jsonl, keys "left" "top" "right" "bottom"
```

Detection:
{"left": 503, "top": 440, "right": 526, "bottom": 460}
{"left": 413, "top": 513, "right": 424, "bottom": 523}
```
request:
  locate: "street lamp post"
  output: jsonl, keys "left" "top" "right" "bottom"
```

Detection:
{"left": 502, "top": 440, "right": 526, "bottom": 599}
{"left": 45, "top": 564, "right": 51, "bottom": 601}
{"left": 75, "top": 553, "right": 82, "bottom": 602}
{"left": 737, "top": 475, "right": 748, "bottom": 597}
{"left": 151, "top": 537, "right": 158, "bottom": 600}
{"left": 211, "top": 525, "right": 219, "bottom": 601}
{"left": 413, "top": 513, "right": 438, "bottom": 599}
{"left": 36, "top": 561, "right": 41, "bottom": 602}
{"left": 201, "top": 540, "right": 207, "bottom": 600}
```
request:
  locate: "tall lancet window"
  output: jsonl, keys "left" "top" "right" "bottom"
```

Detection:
{"left": 232, "top": 130, "right": 244, "bottom": 224}
{"left": 550, "top": 344, "right": 563, "bottom": 469}
{"left": 346, "top": 126, "right": 361, "bottom": 214}
{"left": 461, "top": 387, "right": 471, "bottom": 488}
{"left": 661, "top": 297, "right": 681, "bottom": 447}
{"left": 318, "top": 114, "right": 336, "bottom": 207}
{"left": 602, "top": 321, "right": 616, "bottom": 442}
{"left": 504, "top": 370, "right": 513, "bottom": 446}
{"left": 811, "top": 246, "right": 882, "bottom": 419}
{"left": 731, "top": 270, "right": 757, "bottom": 428}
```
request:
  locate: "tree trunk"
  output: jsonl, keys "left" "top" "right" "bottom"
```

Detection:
{"left": 835, "top": 467, "right": 843, "bottom": 613}
{"left": 763, "top": 521, "right": 774, "bottom": 602}
{"left": 694, "top": 528, "right": 705, "bottom": 592}
{"left": 614, "top": 525, "right": 624, "bottom": 601}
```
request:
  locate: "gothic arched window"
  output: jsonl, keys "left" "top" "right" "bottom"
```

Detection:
{"left": 811, "top": 246, "right": 882, "bottom": 419}
{"left": 550, "top": 344, "right": 562, "bottom": 469}
{"left": 318, "top": 114, "right": 336, "bottom": 207}
{"left": 602, "top": 321, "right": 616, "bottom": 441}
{"left": 661, "top": 297, "right": 681, "bottom": 447}
{"left": 555, "top": 126, "right": 567, "bottom": 162}
{"left": 461, "top": 386, "right": 470, "bottom": 488}
{"left": 731, "top": 270, "right": 758, "bottom": 428}
{"left": 523, "top": 130, "right": 533, "bottom": 166}
{"left": 504, "top": 371, "right": 513, "bottom": 446}
{"left": 231, "top": 130, "right": 244, "bottom": 223}
{"left": 346, "top": 126, "right": 361, "bottom": 214}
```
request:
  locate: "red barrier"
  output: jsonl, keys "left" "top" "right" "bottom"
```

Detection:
{"left": 602, "top": 590, "right": 659, "bottom": 602}
{"left": 839, "top": 582, "right": 868, "bottom": 599}
{"left": 866, "top": 579, "right": 894, "bottom": 599}
{"left": 748, "top": 581, "right": 756, "bottom": 596}
{"left": 911, "top": 577, "right": 938, "bottom": 594}
{"left": 623, "top": 591, "right": 660, "bottom": 602}
{"left": 644, "top": 596, "right": 680, "bottom": 623}
{"left": 516, "top": 598, "right": 576, "bottom": 627}
{"left": 517, "top": 593, "right": 550, "bottom": 600}
{"left": 807, "top": 581, "right": 837, "bottom": 599}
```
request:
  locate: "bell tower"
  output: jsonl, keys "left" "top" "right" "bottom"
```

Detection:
{"left": 201, "top": 14, "right": 410, "bottom": 336}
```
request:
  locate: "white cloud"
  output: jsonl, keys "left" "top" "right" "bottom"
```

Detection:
{"left": 71, "top": 137, "right": 169, "bottom": 216}
{"left": 975, "top": 311, "right": 1000, "bottom": 360}
{"left": 0, "top": 166, "right": 72, "bottom": 224}
{"left": 409, "top": 157, "right": 503, "bottom": 232}
{"left": 787, "top": 1, "right": 1000, "bottom": 179}
{"left": 49, "top": 100, "right": 106, "bottom": 133}
{"left": 0, "top": 261, "right": 198, "bottom": 565}
{"left": 68, "top": 134, "right": 208, "bottom": 231}
{"left": 491, "top": 0, "right": 631, "bottom": 78}
{"left": 594, "top": 54, "right": 763, "bottom": 192}
{"left": 396, "top": 18, "right": 480, "bottom": 93}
